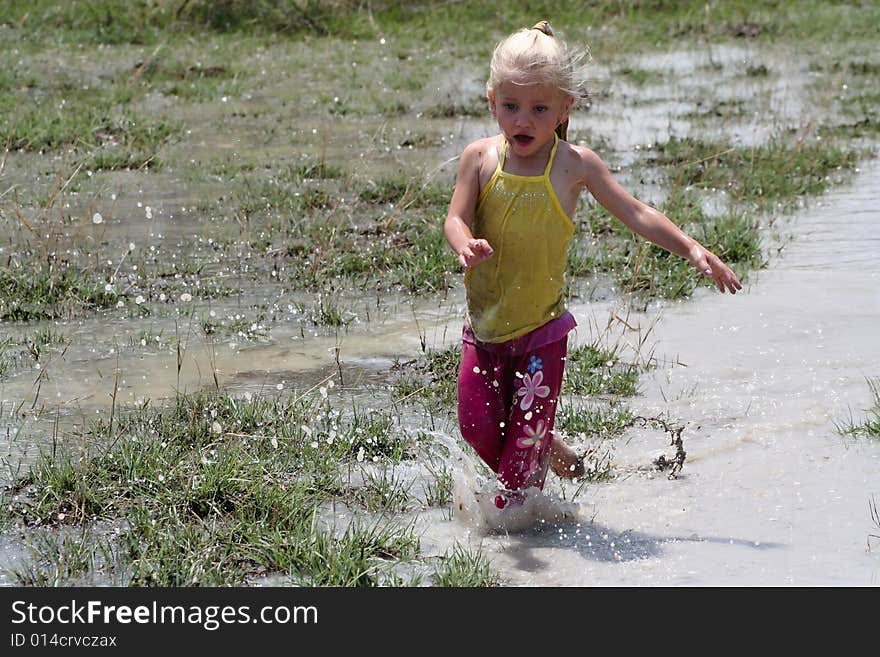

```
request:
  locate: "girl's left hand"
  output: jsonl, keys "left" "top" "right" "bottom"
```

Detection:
{"left": 689, "top": 245, "right": 742, "bottom": 294}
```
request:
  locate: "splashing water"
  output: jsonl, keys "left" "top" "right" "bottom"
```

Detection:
{"left": 426, "top": 431, "right": 582, "bottom": 534}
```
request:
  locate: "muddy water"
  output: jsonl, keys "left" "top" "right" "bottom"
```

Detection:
{"left": 441, "top": 159, "right": 879, "bottom": 586}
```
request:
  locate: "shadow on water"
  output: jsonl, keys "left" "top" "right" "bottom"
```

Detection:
{"left": 498, "top": 523, "right": 785, "bottom": 573}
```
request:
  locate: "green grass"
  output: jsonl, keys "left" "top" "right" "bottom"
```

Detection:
{"left": 650, "top": 136, "right": 861, "bottom": 207}
{"left": 557, "top": 402, "right": 635, "bottom": 440}
{"left": 0, "top": 264, "right": 118, "bottom": 321}
{"left": 5, "top": 1, "right": 880, "bottom": 50}
{"left": 202, "top": 310, "right": 271, "bottom": 341}
{"left": 1, "top": 387, "right": 438, "bottom": 585}
{"left": 422, "top": 460, "right": 455, "bottom": 509}
{"left": 432, "top": 542, "right": 502, "bottom": 587}
{"left": 836, "top": 378, "right": 880, "bottom": 439}
{"left": 564, "top": 339, "right": 643, "bottom": 398}
{"left": 0, "top": 73, "right": 180, "bottom": 168}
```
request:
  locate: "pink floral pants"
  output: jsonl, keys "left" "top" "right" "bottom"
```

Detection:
{"left": 457, "top": 332, "right": 568, "bottom": 508}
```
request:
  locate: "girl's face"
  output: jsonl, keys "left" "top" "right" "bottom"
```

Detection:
{"left": 488, "top": 76, "right": 573, "bottom": 159}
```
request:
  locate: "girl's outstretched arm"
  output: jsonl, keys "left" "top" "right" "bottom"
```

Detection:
{"left": 577, "top": 146, "right": 742, "bottom": 294}
{"left": 444, "top": 141, "right": 494, "bottom": 269}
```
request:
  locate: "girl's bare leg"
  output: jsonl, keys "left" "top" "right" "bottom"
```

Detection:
{"left": 549, "top": 433, "right": 584, "bottom": 479}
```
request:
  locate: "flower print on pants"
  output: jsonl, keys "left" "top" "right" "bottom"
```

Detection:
{"left": 515, "top": 419, "right": 548, "bottom": 479}
{"left": 516, "top": 369, "right": 550, "bottom": 411}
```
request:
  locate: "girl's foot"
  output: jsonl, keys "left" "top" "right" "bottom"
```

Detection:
{"left": 550, "top": 434, "right": 585, "bottom": 479}
{"left": 494, "top": 489, "right": 525, "bottom": 509}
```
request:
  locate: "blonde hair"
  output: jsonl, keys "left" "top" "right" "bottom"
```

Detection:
{"left": 486, "top": 21, "right": 588, "bottom": 102}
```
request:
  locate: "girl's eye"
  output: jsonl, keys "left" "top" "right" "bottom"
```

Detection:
{"left": 503, "top": 103, "right": 517, "bottom": 111}
{"left": 535, "top": 106, "right": 548, "bottom": 113}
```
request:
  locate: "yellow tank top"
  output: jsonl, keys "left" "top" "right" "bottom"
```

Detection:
{"left": 465, "top": 134, "right": 575, "bottom": 343}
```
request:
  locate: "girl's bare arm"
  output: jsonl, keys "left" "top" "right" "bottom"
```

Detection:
{"left": 577, "top": 146, "right": 742, "bottom": 293}
{"left": 444, "top": 141, "right": 494, "bottom": 269}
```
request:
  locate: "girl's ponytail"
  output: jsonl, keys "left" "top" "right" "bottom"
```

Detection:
{"left": 531, "top": 20, "right": 553, "bottom": 36}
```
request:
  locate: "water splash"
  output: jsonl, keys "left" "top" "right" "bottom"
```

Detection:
{"left": 426, "top": 431, "right": 582, "bottom": 534}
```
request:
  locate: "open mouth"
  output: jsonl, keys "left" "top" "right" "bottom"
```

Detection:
{"left": 512, "top": 134, "right": 534, "bottom": 147}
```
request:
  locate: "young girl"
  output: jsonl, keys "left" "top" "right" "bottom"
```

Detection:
{"left": 444, "top": 21, "right": 741, "bottom": 510}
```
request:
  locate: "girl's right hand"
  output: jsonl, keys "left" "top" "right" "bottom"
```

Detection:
{"left": 458, "top": 238, "right": 494, "bottom": 269}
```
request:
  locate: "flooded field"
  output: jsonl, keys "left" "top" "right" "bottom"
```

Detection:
{"left": 1, "top": 4, "right": 878, "bottom": 586}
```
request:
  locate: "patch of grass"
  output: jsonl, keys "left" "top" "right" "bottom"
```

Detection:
{"left": 348, "top": 465, "right": 414, "bottom": 513}
{"left": 0, "top": 264, "right": 118, "bottom": 321}
{"left": 346, "top": 406, "right": 416, "bottom": 463}
{"left": 823, "top": 84, "right": 880, "bottom": 140}
{"left": 202, "top": 310, "right": 270, "bottom": 341}
{"left": 7, "top": 1, "right": 880, "bottom": 53}
{"left": 289, "top": 190, "right": 455, "bottom": 297}
{"left": 300, "top": 521, "right": 421, "bottom": 587}
{"left": 0, "top": 70, "right": 180, "bottom": 164}
{"left": 358, "top": 176, "right": 450, "bottom": 211}
{"left": 392, "top": 225, "right": 454, "bottom": 294}
{"left": 556, "top": 402, "right": 634, "bottom": 483}
{"left": 292, "top": 294, "right": 354, "bottom": 328}
{"left": 289, "top": 160, "right": 345, "bottom": 181}
{"left": 621, "top": 202, "right": 762, "bottom": 299}
{"left": 0, "top": 328, "right": 66, "bottom": 377}
{"left": 745, "top": 63, "right": 770, "bottom": 77}
{"left": 564, "top": 339, "right": 641, "bottom": 397}
{"left": 432, "top": 542, "right": 502, "bottom": 587}
{"left": 4, "top": 387, "right": 430, "bottom": 585}
{"left": 127, "top": 59, "right": 241, "bottom": 102}
{"left": 0, "top": 336, "right": 18, "bottom": 378}
{"left": 684, "top": 98, "right": 749, "bottom": 121}
{"left": 650, "top": 136, "right": 861, "bottom": 207}
{"left": 422, "top": 461, "right": 454, "bottom": 510}
{"left": 557, "top": 402, "right": 635, "bottom": 439}
{"left": 836, "top": 378, "right": 880, "bottom": 439}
